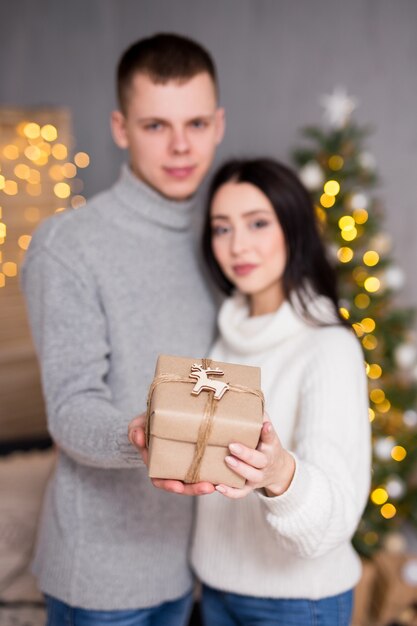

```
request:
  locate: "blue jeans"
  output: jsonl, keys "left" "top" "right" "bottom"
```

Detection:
{"left": 45, "top": 591, "right": 193, "bottom": 626}
{"left": 201, "top": 584, "right": 353, "bottom": 626}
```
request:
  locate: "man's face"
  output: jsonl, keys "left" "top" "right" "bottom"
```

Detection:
{"left": 111, "top": 72, "right": 225, "bottom": 200}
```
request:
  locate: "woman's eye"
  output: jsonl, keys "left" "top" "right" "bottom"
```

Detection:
{"left": 250, "top": 219, "right": 269, "bottom": 229}
{"left": 211, "top": 225, "right": 230, "bottom": 236}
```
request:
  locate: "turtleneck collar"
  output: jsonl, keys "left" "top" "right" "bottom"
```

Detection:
{"left": 218, "top": 291, "right": 338, "bottom": 355}
{"left": 111, "top": 164, "right": 196, "bottom": 231}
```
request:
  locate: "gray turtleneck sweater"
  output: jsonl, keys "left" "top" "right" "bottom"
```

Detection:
{"left": 21, "top": 165, "right": 216, "bottom": 610}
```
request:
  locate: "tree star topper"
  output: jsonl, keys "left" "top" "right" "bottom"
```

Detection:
{"left": 320, "top": 87, "right": 358, "bottom": 129}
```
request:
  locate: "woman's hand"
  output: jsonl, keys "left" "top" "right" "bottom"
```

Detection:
{"left": 127, "top": 413, "right": 215, "bottom": 496}
{"left": 216, "top": 417, "right": 296, "bottom": 499}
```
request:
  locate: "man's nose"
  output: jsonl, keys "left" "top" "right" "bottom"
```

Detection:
{"left": 170, "top": 128, "right": 190, "bottom": 154}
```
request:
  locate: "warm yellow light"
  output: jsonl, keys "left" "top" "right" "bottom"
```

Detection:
{"left": 49, "top": 164, "right": 65, "bottom": 181}
{"left": 353, "top": 209, "right": 368, "bottom": 224}
{"left": 371, "top": 487, "right": 388, "bottom": 505}
{"left": 27, "top": 169, "right": 41, "bottom": 184}
{"left": 352, "top": 323, "right": 364, "bottom": 337}
{"left": 24, "top": 206, "right": 41, "bottom": 222}
{"left": 52, "top": 144, "right": 68, "bottom": 160}
{"left": 364, "top": 277, "right": 380, "bottom": 293}
{"left": 0, "top": 273, "right": 5, "bottom": 288}
{"left": 368, "top": 408, "right": 375, "bottom": 422}
{"left": 14, "top": 163, "right": 31, "bottom": 179}
{"left": 2, "top": 262, "right": 18, "bottom": 277}
{"left": 368, "top": 364, "right": 382, "bottom": 379}
{"left": 320, "top": 193, "right": 335, "bottom": 208}
{"left": 34, "top": 153, "right": 49, "bottom": 166}
{"left": 339, "top": 215, "right": 355, "bottom": 230}
{"left": 3, "top": 144, "right": 19, "bottom": 160}
{"left": 62, "top": 162, "right": 77, "bottom": 178}
{"left": 337, "top": 247, "right": 353, "bottom": 263}
{"left": 339, "top": 307, "right": 350, "bottom": 320}
{"left": 54, "top": 182, "right": 71, "bottom": 198}
{"left": 38, "top": 141, "right": 52, "bottom": 155}
{"left": 378, "top": 400, "right": 391, "bottom": 413}
{"left": 18, "top": 235, "right": 32, "bottom": 250}
{"left": 0, "top": 223, "right": 6, "bottom": 238}
{"left": 24, "top": 145, "right": 41, "bottom": 161}
{"left": 363, "top": 251, "right": 380, "bottom": 267}
{"left": 71, "top": 195, "right": 86, "bottom": 209}
{"left": 355, "top": 294, "right": 370, "bottom": 309}
{"left": 361, "top": 317, "right": 376, "bottom": 332}
{"left": 315, "top": 206, "right": 327, "bottom": 223}
{"left": 364, "top": 531, "right": 379, "bottom": 545}
{"left": 55, "top": 207, "right": 67, "bottom": 213}
{"left": 328, "top": 155, "right": 344, "bottom": 170}
{"left": 74, "top": 152, "right": 90, "bottom": 168}
{"left": 341, "top": 228, "right": 357, "bottom": 241}
{"left": 370, "top": 388, "right": 385, "bottom": 403}
{"left": 3, "top": 180, "right": 18, "bottom": 195}
{"left": 380, "top": 503, "right": 396, "bottom": 519}
{"left": 324, "top": 180, "right": 340, "bottom": 196}
{"left": 24, "top": 122, "right": 41, "bottom": 139}
{"left": 0, "top": 175, "right": 5, "bottom": 190}
{"left": 41, "top": 124, "right": 58, "bottom": 141}
{"left": 362, "top": 335, "right": 378, "bottom": 350}
{"left": 391, "top": 446, "right": 407, "bottom": 462}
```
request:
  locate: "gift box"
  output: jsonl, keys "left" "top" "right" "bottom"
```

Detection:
{"left": 146, "top": 355, "right": 264, "bottom": 488}
{"left": 370, "top": 551, "right": 417, "bottom": 625}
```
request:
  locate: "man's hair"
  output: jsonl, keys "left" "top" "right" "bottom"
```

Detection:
{"left": 117, "top": 33, "right": 218, "bottom": 113}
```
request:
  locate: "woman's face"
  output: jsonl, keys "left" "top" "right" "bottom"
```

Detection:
{"left": 210, "top": 181, "right": 287, "bottom": 315}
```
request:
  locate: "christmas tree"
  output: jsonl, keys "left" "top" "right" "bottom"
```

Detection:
{"left": 292, "top": 88, "right": 417, "bottom": 557}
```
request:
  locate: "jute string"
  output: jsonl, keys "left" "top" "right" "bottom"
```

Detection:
{"left": 146, "top": 359, "right": 264, "bottom": 483}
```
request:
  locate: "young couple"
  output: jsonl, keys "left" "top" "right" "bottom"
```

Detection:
{"left": 22, "top": 33, "right": 371, "bottom": 626}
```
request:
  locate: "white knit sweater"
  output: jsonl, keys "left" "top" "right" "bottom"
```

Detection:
{"left": 191, "top": 293, "right": 371, "bottom": 600}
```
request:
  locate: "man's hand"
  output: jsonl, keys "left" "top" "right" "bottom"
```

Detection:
{"left": 128, "top": 413, "right": 215, "bottom": 496}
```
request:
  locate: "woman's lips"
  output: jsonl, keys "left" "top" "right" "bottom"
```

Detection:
{"left": 164, "top": 166, "right": 196, "bottom": 180}
{"left": 232, "top": 264, "right": 258, "bottom": 276}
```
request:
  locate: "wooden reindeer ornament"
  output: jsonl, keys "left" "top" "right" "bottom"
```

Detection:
{"left": 189, "top": 363, "right": 230, "bottom": 400}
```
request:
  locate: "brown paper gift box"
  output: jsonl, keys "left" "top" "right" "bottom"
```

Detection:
{"left": 146, "top": 355, "right": 264, "bottom": 488}
{"left": 370, "top": 551, "right": 417, "bottom": 625}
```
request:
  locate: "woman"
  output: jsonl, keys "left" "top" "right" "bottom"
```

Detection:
{"left": 130, "top": 158, "right": 371, "bottom": 626}
{"left": 191, "top": 158, "right": 371, "bottom": 626}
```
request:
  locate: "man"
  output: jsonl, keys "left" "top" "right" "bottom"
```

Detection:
{"left": 22, "top": 33, "right": 224, "bottom": 625}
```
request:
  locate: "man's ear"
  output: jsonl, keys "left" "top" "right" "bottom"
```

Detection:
{"left": 111, "top": 110, "right": 129, "bottom": 149}
{"left": 214, "top": 107, "right": 226, "bottom": 146}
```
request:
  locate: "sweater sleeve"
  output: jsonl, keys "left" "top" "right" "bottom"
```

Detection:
{"left": 21, "top": 243, "right": 144, "bottom": 469}
{"left": 257, "top": 328, "right": 371, "bottom": 558}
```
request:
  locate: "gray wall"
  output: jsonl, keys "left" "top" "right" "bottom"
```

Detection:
{"left": 2, "top": 0, "right": 417, "bottom": 304}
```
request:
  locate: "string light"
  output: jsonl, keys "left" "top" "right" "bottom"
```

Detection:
{"left": 391, "top": 446, "right": 407, "bottom": 462}
{"left": 0, "top": 113, "right": 90, "bottom": 289}
{"left": 371, "top": 487, "right": 388, "bottom": 505}
{"left": 380, "top": 503, "right": 396, "bottom": 519}
{"left": 364, "top": 276, "right": 380, "bottom": 293}
{"left": 337, "top": 246, "right": 353, "bottom": 263}
{"left": 363, "top": 251, "right": 379, "bottom": 267}
{"left": 328, "top": 155, "right": 344, "bottom": 170}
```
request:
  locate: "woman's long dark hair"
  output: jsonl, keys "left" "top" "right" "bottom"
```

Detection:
{"left": 202, "top": 158, "right": 346, "bottom": 326}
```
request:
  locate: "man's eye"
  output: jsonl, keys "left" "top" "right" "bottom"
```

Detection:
{"left": 144, "top": 122, "right": 164, "bottom": 131}
{"left": 190, "top": 119, "right": 208, "bottom": 129}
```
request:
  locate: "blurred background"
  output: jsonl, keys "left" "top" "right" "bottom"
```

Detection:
{"left": 1, "top": 2, "right": 417, "bottom": 625}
